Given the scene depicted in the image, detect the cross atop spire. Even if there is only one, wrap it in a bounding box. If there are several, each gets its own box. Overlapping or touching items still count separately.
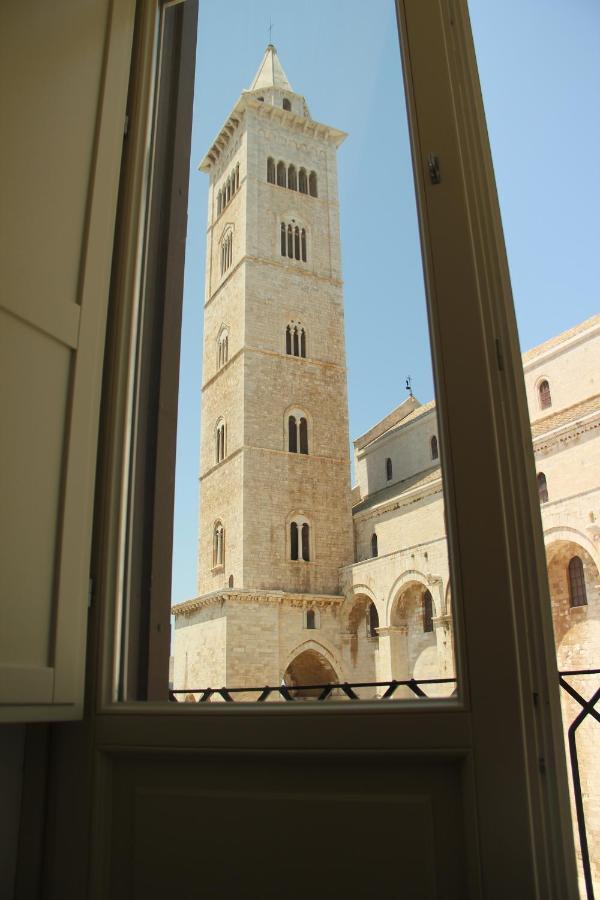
[249,43,293,92]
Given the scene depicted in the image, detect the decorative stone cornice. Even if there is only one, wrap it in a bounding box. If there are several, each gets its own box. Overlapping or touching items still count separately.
[377,625,408,637]
[172,589,345,616]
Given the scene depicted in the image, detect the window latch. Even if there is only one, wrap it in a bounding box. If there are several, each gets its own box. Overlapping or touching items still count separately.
[427,153,441,185]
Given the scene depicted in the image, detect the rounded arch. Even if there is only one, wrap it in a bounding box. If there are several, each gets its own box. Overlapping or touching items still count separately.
[285,319,306,358]
[545,535,600,656]
[386,569,431,623]
[216,323,230,370]
[544,525,600,572]
[214,417,226,463]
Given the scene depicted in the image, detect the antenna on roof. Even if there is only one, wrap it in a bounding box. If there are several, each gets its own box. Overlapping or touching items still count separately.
[405,376,413,398]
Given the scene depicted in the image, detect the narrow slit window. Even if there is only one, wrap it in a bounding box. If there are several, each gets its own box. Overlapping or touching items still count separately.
[301,522,310,561]
[277,160,286,187]
[423,590,434,633]
[309,171,318,197]
[386,457,392,481]
[299,168,307,193]
[371,533,378,558]
[568,556,587,607]
[539,379,552,410]
[537,472,548,504]
[299,417,308,454]
[290,521,299,561]
[306,609,316,629]
[288,415,297,452]
[431,435,439,460]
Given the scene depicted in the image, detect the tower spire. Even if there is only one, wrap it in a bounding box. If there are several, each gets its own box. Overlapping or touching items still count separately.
[249,43,292,92]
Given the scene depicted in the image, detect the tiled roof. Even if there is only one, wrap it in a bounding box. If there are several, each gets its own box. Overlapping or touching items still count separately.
[522,314,600,363]
[531,394,600,439]
[352,465,442,515]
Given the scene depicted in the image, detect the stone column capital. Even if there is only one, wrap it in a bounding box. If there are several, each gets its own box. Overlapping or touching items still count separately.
[377,625,408,637]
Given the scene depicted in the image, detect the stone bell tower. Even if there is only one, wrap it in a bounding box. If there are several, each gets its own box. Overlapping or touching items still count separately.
[173,45,354,691]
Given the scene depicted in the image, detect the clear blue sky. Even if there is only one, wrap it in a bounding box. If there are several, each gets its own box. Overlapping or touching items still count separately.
[171,0,600,605]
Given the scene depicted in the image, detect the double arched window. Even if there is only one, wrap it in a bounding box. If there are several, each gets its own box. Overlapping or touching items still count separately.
[288,412,309,454]
[386,457,393,481]
[538,379,552,410]
[371,533,378,558]
[220,229,233,275]
[280,222,307,262]
[290,518,310,561]
[217,327,229,370]
[267,158,318,198]
[286,322,306,358]
[215,419,226,463]
[212,521,224,568]
[216,162,240,216]
[568,556,587,607]
[431,435,439,460]
[537,472,548,504]
[423,589,434,633]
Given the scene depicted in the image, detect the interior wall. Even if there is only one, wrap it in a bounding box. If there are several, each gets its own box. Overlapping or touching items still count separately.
[0,725,25,898]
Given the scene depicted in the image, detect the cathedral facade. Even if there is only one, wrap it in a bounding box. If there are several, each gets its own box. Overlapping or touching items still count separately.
[172,48,599,763]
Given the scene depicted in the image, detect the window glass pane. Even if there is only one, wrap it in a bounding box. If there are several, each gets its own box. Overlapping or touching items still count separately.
[469,1,600,887]
[127,1,462,706]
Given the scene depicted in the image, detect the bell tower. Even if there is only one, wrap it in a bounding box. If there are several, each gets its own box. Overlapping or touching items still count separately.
[173,45,354,690]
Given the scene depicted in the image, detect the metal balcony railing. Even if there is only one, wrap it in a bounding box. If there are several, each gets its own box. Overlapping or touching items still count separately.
[171,668,599,899]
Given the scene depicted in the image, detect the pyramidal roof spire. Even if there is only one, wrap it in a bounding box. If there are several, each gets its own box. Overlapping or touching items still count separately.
[249,44,293,92]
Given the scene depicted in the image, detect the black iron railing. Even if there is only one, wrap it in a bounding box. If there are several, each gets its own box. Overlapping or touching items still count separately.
[558,668,600,900]
[171,669,598,899]
[169,676,457,703]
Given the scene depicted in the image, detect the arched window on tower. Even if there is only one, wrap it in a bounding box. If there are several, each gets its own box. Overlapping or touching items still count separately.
[386,457,393,481]
[288,164,297,190]
[277,160,286,187]
[306,608,316,629]
[423,590,434,633]
[286,322,306,358]
[287,411,309,454]
[280,222,308,262]
[220,230,233,275]
[267,157,276,184]
[235,163,240,190]
[217,327,229,370]
[368,602,379,639]
[309,171,318,197]
[298,168,307,193]
[431,435,439,460]
[217,190,222,215]
[568,556,587,607]
[538,379,552,410]
[537,472,548,504]
[371,533,378,558]
[289,515,311,562]
[215,420,226,463]
[213,521,224,568]
[282,97,292,111]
